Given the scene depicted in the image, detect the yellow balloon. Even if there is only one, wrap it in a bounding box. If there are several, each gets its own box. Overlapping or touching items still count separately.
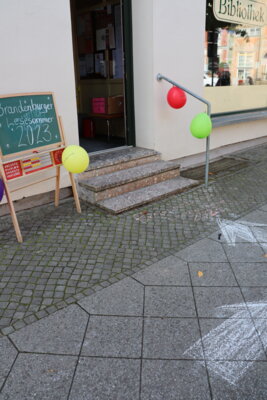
[62,145,89,174]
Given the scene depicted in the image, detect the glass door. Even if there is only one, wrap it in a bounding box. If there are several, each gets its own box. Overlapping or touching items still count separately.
[71,0,128,153]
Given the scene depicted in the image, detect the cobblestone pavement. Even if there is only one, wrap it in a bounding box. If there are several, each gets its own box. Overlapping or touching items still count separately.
[1,144,267,336]
[1,201,267,399]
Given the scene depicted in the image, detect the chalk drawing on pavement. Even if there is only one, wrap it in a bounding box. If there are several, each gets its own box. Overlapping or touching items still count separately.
[183,302,267,386]
[216,217,267,246]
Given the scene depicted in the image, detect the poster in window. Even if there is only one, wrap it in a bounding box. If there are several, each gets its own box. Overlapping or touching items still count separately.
[96,28,106,51]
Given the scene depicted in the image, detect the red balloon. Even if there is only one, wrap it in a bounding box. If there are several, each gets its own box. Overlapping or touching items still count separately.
[167,87,187,109]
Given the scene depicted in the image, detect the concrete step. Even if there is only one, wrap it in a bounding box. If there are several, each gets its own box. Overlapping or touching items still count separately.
[78,160,181,203]
[81,147,161,179]
[96,177,199,214]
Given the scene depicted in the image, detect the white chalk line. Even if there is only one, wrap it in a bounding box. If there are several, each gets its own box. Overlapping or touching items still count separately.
[216,217,267,246]
[183,302,267,386]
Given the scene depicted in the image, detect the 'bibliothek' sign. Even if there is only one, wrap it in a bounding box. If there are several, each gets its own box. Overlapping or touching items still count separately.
[213,0,267,26]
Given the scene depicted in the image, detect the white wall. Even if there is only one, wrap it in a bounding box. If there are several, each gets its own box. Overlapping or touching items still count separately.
[132,0,267,160]
[0,0,78,202]
[132,0,155,150]
[153,0,207,160]
[132,0,207,159]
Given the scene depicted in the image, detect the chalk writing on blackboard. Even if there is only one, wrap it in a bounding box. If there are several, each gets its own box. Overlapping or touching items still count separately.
[0,94,62,156]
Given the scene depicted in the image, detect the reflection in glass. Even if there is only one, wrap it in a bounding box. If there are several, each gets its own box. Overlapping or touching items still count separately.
[204,1,267,87]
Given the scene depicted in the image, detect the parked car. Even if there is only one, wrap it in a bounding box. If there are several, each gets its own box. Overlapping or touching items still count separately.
[204,73,218,86]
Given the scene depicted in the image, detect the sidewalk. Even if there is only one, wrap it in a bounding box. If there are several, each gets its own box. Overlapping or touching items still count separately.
[0,144,267,399]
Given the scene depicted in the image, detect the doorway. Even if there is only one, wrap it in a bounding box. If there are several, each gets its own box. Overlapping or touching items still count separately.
[71,0,134,153]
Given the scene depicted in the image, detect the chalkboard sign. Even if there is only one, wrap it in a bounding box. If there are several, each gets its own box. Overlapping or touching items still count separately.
[0,93,62,156]
[0,92,81,243]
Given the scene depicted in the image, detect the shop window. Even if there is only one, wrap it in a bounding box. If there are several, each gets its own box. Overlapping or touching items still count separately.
[238,52,254,68]
[247,27,261,37]
[204,0,267,113]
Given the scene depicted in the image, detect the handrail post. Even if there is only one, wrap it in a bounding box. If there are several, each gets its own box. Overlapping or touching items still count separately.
[157,73,211,188]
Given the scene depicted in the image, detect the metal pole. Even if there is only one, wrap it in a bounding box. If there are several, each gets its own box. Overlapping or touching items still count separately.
[205,103,211,188]
[157,73,211,188]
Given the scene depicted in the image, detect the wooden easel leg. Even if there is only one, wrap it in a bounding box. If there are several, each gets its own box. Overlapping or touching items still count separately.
[4,183,23,243]
[69,173,81,213]
[55,166,61,207]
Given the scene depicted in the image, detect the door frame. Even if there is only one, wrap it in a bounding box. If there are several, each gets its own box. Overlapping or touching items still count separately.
[69,0,136,147]
[122,0,136,146]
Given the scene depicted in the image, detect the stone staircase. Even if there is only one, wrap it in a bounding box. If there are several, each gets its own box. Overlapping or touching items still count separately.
[77,147,198,214]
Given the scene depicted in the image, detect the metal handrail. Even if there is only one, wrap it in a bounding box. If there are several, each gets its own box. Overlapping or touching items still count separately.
[156,73,211,187]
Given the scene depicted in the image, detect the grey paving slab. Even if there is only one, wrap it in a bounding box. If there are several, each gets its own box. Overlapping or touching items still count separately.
[189,262,237,286]
[141,360,211,400]
[133,255,190,286]
[0,337,17,389]
[175,238,228,262]
[241,287,267,318]
[259,242,267,255]
[254,319,267,353]
[193,287,249,318]
[260,204,267,212]
[9,305,88,355]
[230,262,267,286]
[209,229,257,244]
[143,317,203,359]
[207,361,267,400]
[223,243,267,262]
[78,277,144,316]
[237,210,267,225]
[144,286,196,317]
[250,226,267,242]
[81,315,142,358]
[0,353,77,400]
[69,357,140,400]
[199,318,266,361]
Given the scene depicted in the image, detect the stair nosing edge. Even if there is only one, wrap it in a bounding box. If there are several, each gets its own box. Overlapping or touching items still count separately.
[95,181,198,215]
[80,162,181,192]
[86,151,161,172]
[96,178,199,213]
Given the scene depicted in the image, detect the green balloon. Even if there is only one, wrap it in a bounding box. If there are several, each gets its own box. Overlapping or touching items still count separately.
[190,113,212,139]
